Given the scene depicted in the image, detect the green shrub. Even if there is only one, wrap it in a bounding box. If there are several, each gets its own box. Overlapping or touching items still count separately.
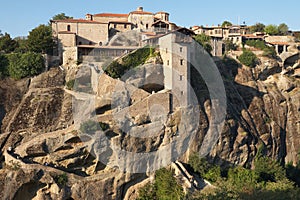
[245,40,276,58]
[54,173,68,187]
[137,168,184,200]
[238,49,258,67]
[0,53,9,79]
[104,46,155,78]
[254,155,286,182]
[66,79,75,90]
[8,52,45,80]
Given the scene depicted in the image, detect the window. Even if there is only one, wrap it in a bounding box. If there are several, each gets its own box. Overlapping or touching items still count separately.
[114,24,117,29]
[67,25,71,31]
[167,60,169,65]
[179,75,183,81]
[78,41,82,45]
[181,91,184,95]
[99,42,103,46]
[180,59,184,65]
[180,47,183,52]
[166,48,168,53]
[89,42,92,45]
[124,24,127,29]
[146,24,148,29]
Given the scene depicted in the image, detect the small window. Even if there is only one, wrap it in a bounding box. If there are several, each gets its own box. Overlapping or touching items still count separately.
[180,47,183,52]
[89,42,92,45]
[167,60,169,65]
[78,41,82,45]
[99,42,103,46]
[179,75,183,81]
[114,24,117,29]
[146,24,149,29]
[166,48,168,53]
[180,59,184,65]
[181,91,184,95]
[67,25,71,31]
[124,24,127,29]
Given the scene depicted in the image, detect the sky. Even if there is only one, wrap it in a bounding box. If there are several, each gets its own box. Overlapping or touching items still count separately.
[0,0,299,38]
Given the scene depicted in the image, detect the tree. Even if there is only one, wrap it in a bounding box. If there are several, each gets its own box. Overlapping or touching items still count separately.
[14,37,28,53]
[194,33,212,55]
[51,13,73,21]
[224,38,237,52]
[238,49,258,67]
[278,23,289,35]
[222,21,233,27]
[264,24,279,35]
[250,23,265,33]
[0,54,9,78]
[27,24,54,54]
[0,33,18,53]
[8,52,45,80]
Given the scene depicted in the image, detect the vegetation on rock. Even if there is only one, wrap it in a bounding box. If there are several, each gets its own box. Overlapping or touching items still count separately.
[238,49,258,67]
[194,33,212,55]
[104,46,156,78]
[138,168,184,200]
[7,52,45,80]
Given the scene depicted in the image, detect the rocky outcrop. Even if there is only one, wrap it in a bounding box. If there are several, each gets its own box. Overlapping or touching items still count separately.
[0,48,299,199]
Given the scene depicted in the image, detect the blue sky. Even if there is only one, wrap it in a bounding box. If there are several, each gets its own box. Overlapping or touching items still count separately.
[0,0,299,38]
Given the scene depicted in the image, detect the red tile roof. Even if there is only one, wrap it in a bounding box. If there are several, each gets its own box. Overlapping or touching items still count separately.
[52,19,106,24]
[93,13,128,17]
[268,42,290,45]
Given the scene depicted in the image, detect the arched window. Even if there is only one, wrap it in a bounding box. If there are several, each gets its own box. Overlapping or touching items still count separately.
[146,24,149,29]
[67,25,71,31]
[99,42,103,46]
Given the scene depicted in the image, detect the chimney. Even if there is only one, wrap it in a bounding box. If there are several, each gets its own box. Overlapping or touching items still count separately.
[137,7,143,12]
[85,14,93,21]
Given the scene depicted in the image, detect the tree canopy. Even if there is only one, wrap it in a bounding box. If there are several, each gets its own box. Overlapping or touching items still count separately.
[250,23,266,33]
[8,52,45,80]
[27,24,54,54]
[278,23,289,35]
[222,20,233,27]
[194,33,212,55]
[264,24,279,35]
[0,33,18,53]
[238,49,258,67]
[51,13,73,21]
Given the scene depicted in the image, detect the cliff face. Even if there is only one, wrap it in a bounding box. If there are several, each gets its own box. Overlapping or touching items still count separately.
[0,52,299,199]
[190,55,300,167]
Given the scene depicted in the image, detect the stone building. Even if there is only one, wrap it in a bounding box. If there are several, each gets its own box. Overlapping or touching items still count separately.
[192,25,250,56]
[51,7,178,64]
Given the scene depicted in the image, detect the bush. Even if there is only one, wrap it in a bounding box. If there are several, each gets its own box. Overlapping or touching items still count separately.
[0,53,9,79]
[245,40,276,58]
[54,173,68,187]
[104,46,155,78]
[66,79,75,90]
[238,49,258,67]
[8,52,45,80]
[137,168,184,200]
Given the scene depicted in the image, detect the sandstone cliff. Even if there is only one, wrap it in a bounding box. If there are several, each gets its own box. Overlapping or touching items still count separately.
[0,49,299,199]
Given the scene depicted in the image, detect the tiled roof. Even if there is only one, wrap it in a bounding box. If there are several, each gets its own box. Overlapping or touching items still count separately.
[52,19,106,24]
[93,13,128,17]
[268,41,290,45]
